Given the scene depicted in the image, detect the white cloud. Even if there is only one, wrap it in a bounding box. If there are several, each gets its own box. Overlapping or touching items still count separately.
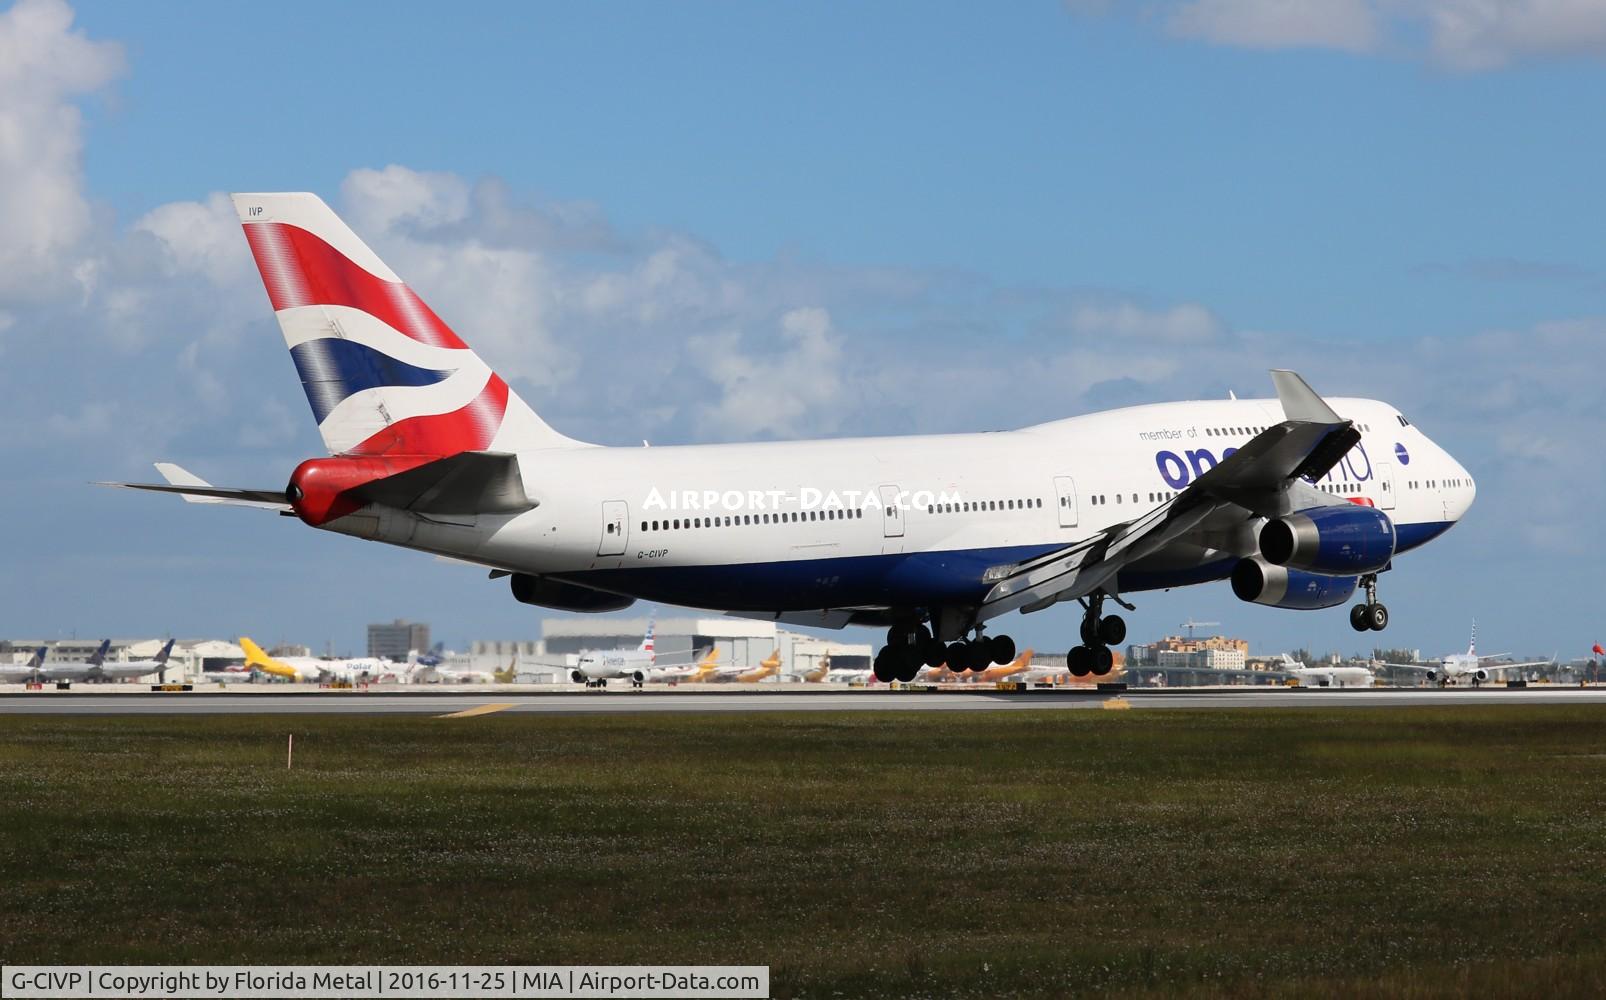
[1410,0,1606,70]
[134,193,253,288]
[0,0,122,299]
[1065,301,1224,343]
[1168,0,1381,52]
[688,307,847,439]
[1070,0,1606,69]
[341,165,471,236]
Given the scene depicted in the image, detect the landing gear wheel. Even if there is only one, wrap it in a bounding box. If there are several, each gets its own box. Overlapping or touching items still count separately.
[1368,603,1389,632]
[873,648,896,684]
[989,634,1017,666]
[895,653,921,684]
[1068,645,1093,678]
[1098,615,1127,646]
[920,637,946,668]
[1350,604,1371,632]
[887,623,930,650]
[957,641,987,672]
[1080,619,1100,646]
[1092,647,1114,676]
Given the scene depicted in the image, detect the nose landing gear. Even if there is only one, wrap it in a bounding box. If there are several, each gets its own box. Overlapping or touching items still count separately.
[1349,574,1389,632]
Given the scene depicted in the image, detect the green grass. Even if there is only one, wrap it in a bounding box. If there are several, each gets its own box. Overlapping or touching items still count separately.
[3,707,1606,997]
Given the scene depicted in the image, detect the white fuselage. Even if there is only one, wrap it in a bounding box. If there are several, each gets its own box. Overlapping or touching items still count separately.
[1291,666,1375,688]
[311,396,1473,618]
[574,647,653,682]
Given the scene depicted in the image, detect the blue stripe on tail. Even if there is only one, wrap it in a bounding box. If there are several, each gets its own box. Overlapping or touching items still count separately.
[289,338,455,423]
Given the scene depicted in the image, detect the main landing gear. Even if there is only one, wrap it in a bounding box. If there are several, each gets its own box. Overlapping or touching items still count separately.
[874,623,1017,683]
[1067,591,1125,678]
[1349,573,1389,633]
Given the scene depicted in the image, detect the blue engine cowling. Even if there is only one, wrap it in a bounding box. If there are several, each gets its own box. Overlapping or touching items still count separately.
[1231,558,1359,610]
[1259,504,1396,575]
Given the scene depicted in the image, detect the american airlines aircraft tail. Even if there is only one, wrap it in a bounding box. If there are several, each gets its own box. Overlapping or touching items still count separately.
[110,192,1477,687]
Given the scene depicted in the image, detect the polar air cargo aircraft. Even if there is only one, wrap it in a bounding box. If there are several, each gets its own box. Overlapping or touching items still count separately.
[109,193,1476,683]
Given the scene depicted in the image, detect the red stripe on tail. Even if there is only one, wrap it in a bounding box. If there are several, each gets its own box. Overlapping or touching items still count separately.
[242,222,469,350]
[348,375,509,457]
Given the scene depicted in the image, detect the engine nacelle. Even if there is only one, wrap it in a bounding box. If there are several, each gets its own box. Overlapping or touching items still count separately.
[571,669,586,684]
[627,670,645,684]
[1259,505,1396,575]
[1425,669,1438,681]
[1231,558,1358,610]
[510,574,636,613]
[1472,668,1488,682]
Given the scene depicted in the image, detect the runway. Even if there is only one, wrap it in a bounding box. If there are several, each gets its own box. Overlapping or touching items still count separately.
[4,687,1606,715]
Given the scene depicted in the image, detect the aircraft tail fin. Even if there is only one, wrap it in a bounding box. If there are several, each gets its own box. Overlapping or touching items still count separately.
[29,646,45,669]
[239,637,269,666]
[230,192,587,458]
[154,639,176,666]
[87,639,110,667]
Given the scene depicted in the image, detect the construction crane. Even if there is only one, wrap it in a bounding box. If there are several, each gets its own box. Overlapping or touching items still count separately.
[1179,619,1220,640]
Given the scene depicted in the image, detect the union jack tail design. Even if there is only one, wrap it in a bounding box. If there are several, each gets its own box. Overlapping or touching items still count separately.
[231,193,582,457]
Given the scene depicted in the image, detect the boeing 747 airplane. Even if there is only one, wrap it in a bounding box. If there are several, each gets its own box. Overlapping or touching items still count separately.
[110,193,1475,684]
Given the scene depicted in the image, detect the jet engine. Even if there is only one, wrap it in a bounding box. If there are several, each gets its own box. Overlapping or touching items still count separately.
[1259,504,1395,575]
[510,574,636,613]
[571,669,587,684]
[1231,558,1358,610]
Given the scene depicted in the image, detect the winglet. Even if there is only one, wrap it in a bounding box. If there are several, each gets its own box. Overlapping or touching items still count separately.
[1270,370,1343,424]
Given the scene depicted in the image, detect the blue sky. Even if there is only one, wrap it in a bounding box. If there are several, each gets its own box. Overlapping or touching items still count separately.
[3,0,1604,658]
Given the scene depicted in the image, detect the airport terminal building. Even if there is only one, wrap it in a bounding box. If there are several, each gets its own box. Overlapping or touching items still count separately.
[471,616,872,681]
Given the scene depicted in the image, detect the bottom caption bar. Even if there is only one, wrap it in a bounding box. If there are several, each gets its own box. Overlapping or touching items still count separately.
[1,967,769,999]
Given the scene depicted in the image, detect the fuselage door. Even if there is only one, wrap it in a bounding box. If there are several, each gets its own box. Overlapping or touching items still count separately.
[877,484,905,538]
[1373,461,1396,511]
[1053,476,1079,528]
[598,500,629,556]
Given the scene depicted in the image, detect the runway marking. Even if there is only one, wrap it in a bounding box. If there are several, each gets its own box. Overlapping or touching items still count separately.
[1102,697,1131,711]
[438,702,516,719]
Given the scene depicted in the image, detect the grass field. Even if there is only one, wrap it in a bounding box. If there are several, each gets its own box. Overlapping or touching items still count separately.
[3,706,1606,997]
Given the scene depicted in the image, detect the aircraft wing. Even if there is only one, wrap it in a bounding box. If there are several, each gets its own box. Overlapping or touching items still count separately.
[1477,659,1552,674]
[978,370,1359,621]
[1378,662,1438,673]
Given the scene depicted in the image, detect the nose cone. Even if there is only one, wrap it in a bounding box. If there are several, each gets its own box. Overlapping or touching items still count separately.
[1447,453,1475,522]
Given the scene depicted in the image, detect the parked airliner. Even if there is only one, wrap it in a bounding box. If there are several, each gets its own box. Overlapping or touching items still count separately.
[1380,624,1550,687]
[110,193,1475,683]
[1278,653,1374,688]
[0,647,46,683]
[39,640,111,682]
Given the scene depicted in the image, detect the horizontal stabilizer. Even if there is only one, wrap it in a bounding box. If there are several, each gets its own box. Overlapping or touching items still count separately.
[347,451,531,515]
[98,464,289,510]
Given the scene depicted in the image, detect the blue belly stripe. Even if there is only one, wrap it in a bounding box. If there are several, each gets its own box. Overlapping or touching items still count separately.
[558,521,1455,613]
